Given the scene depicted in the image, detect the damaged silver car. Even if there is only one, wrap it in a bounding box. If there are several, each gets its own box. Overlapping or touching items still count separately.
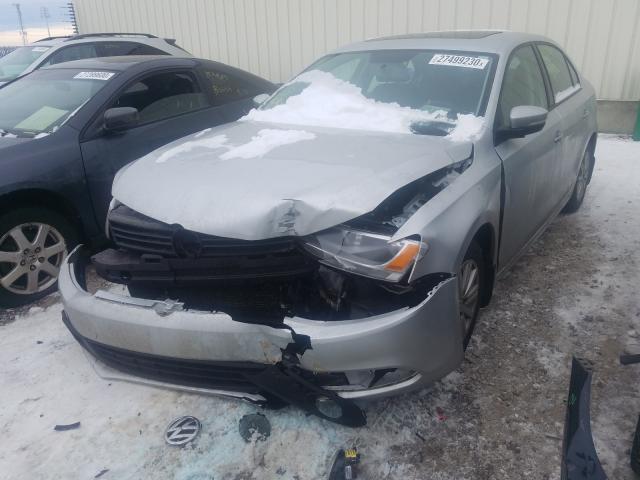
[60,31,597,426]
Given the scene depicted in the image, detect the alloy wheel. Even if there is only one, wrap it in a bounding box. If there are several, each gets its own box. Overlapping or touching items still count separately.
[459,258,480,336]
[0,223,67,295]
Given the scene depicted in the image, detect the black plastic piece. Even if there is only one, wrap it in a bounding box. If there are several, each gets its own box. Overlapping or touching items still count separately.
[561,357,607,480]
[247,358,367,428]
[631,416,640,474]
[238,413,271,442]
[619,354,640,366]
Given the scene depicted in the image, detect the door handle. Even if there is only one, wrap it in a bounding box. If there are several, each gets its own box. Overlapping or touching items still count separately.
[554,131,563,143]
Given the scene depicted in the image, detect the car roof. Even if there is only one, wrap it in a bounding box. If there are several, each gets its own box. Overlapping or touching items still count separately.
[28,34,170,48]
[39,55,197,72]
[334,30,553,55]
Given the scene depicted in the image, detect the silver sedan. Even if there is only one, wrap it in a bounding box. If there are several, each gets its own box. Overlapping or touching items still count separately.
[60,30,597,426]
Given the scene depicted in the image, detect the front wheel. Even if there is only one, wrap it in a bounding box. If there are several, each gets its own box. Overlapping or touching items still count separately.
[459,241,485,350]
[0,208,77,308]
[563,148,593,213]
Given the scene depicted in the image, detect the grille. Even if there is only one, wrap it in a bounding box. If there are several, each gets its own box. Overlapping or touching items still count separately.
[108,205,299,258]
[85,335,266,393]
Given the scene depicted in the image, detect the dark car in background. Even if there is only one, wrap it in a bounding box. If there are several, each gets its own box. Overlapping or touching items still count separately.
[0,55,276,307]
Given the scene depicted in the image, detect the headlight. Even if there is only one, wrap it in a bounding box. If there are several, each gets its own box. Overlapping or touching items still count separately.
[302,226,427,282]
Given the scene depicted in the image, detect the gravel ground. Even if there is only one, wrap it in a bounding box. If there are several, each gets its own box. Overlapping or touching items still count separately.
[1,135,639,480]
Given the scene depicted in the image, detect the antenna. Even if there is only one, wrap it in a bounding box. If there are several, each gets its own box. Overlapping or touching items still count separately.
[65,2,79,34]
[12,3,28,45]
[41,7,51,38]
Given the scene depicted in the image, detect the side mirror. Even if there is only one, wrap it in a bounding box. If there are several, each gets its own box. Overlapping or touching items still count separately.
[104,107,139,132]
[497,105,548,141]
[252,93,270,106]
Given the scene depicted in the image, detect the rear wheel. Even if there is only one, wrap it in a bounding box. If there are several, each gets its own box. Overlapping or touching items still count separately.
[563,148,593,213]
[459,241,485,350]
[0,208,77,307]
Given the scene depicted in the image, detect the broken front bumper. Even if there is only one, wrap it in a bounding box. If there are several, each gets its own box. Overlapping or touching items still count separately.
[60,247,463,410]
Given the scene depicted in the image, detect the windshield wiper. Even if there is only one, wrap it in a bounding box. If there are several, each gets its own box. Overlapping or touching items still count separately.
[409,120,454,136]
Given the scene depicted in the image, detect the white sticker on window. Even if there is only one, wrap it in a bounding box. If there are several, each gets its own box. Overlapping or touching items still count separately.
[73,71,115,81]
[32,47,50,52]
[429,54,489,69]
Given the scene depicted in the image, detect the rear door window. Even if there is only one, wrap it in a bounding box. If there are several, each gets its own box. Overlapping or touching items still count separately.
[203,69,261,104]
[111,70,209,124]
[45,44,98,65]
[97,42,169,57]
[537,44,578,103]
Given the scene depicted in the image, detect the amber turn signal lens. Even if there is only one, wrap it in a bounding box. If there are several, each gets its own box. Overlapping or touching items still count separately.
[384,242,421,272]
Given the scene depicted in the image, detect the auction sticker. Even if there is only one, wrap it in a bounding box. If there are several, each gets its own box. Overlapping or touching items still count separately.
[73,71,115,80]
[429,54,489,69]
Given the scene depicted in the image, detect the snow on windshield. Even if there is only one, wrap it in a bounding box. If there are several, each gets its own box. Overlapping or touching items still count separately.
[243,70,484,142]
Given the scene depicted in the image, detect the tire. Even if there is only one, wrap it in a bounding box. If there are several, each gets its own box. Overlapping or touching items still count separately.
[0,208,78,308]
[563,148,594,214]
[459,241,486,350]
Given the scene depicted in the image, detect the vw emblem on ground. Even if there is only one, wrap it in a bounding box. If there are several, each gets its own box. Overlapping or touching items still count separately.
[164,416,201,446]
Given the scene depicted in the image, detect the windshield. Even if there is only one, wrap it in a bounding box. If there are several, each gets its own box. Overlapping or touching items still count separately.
[0,46,51,82]
[0,69,113,138]
[252,49,496,138]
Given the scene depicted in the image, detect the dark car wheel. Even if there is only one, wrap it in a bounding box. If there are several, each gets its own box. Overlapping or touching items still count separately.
[0,208,77,308]
[459,241,485,350]
[563,148,593,213]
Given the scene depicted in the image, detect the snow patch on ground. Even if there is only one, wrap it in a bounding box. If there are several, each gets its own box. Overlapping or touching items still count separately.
[243,70,484,141]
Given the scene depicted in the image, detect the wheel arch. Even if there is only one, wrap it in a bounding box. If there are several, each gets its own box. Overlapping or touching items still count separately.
[0,189,84,239]
[585,132,597,183]
[469,222,496,307]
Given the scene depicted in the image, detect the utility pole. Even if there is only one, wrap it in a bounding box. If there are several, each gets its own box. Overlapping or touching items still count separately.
[12,3,28,45]
[41,7,51,38]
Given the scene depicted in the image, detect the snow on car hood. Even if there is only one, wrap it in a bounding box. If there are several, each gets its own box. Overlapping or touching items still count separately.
[113,121,472,240]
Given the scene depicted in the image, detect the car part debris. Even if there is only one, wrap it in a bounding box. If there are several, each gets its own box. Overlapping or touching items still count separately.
[247,358,367,428]
[53,421,81,431]
[631,416,640,475]
[328,448,361,480]
[561,357,607,480]
[238,413,271,442]
[619,353,640,365]
[620,352,640,474]
[164,416,201,446]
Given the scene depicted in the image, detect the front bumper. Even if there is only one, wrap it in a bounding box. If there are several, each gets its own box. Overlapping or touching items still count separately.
[60,247,463,406]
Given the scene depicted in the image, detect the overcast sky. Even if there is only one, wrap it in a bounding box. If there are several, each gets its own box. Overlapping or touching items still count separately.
[0,0,74,45]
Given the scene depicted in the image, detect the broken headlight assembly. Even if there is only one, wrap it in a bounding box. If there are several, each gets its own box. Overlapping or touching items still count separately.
[302,226,427,282]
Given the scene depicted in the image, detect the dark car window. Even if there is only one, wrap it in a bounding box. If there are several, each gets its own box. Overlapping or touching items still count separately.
[497,45,548,128]
[97,42,169,57]
[111,70,209,124]
[0,68,111,137]
[203,69,261,104]
[538,44,576,103]
[45,44,98,66]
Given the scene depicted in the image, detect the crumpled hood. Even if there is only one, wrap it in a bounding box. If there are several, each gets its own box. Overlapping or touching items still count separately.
[113,121,472,240]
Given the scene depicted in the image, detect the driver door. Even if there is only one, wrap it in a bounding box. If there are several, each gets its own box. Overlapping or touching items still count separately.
[495,45,563,268]
[80,69,222,230]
